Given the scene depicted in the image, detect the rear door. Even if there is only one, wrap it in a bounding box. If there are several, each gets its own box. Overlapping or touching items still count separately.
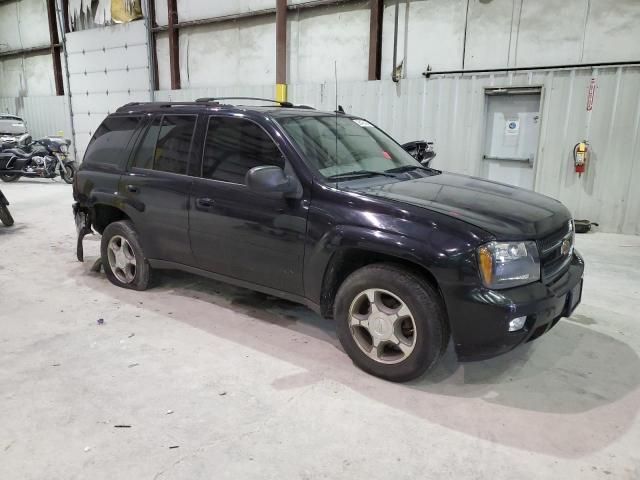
[120,113,199,266]
[189,115,308,295]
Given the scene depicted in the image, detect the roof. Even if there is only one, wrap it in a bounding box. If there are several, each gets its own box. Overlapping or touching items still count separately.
[0,114,23,121]
[114,98,344,119]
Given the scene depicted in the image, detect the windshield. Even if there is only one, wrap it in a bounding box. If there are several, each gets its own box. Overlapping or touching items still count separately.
[0,117,27,135]
[276,115,423,180]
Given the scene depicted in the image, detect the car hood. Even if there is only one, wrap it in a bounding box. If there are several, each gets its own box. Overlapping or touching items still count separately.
[351,172,571,238]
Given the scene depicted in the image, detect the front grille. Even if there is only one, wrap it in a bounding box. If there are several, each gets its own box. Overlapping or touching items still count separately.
[538,222,573,284]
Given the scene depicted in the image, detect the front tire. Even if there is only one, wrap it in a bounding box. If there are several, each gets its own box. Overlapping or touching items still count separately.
[100,220,152,290]
[0,174,20,182]
[335,263,449,382]
[0,204,14,226]
[61,163,76,184]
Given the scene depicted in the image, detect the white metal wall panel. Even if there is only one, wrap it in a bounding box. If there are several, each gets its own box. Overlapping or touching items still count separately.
[66,20,151,159]
[380,0,466,77]
[153,0,168,26]
[156,66,640,234]
[178,17,276,89]
[178,0,275,23]
[583,0,640,63]
[0,0,50,51]
[288,1,369,84]
[515,0,586,67]
[0,54,57,97]
[0,95,71,142]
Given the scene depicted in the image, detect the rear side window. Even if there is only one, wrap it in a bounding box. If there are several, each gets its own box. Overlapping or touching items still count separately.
[202,116,284,184]
[131,115,197,175]
[84,116,142,166]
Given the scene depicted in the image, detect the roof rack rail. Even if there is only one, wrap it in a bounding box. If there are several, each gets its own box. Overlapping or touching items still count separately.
[196,97,295,108]
[115,101,206,112]
[115,98,316,113]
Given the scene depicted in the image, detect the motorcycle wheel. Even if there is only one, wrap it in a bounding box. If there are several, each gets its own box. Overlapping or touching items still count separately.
[0,174,20,183]
[0,204,14,226]
[61,164,76,184]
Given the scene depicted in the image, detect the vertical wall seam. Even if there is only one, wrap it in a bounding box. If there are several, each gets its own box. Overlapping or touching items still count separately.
[619,72,640,233]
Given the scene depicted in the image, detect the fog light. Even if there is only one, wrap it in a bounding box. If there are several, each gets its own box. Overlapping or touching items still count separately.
[508,316,527,332]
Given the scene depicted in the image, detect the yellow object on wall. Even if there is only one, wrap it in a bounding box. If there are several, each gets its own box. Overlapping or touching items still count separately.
[275,84,288,103]
[111,0,142,24]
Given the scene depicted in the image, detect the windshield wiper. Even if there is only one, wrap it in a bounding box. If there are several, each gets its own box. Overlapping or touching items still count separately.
[326,170,399,181]
[384,165,441,175]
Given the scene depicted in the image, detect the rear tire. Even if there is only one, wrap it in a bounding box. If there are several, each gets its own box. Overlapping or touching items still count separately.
[100,220,152,290]
[334,263,449,382]
[0,204,14,226]
[0,174,19,182]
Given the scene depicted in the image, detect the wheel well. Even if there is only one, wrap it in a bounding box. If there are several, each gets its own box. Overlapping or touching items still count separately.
[319,248,442,319]
[91,204,129,234]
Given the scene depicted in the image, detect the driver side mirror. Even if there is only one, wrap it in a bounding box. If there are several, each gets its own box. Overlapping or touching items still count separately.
[246,165,301,199]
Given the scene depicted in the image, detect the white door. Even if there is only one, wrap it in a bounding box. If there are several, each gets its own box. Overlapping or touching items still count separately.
[482,91,541,190]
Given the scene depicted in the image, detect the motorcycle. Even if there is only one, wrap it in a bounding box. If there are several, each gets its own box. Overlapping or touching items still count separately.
[0,188,14,226]
[0,136,77,184]
[402,140,436,168]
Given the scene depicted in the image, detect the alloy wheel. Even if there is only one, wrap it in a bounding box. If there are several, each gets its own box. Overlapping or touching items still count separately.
[348,288,417,364]
[107,235,137,284]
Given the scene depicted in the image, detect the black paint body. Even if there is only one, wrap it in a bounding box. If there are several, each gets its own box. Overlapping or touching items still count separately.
[73,103,584,360]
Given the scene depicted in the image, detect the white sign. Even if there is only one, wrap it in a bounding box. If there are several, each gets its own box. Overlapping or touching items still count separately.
[505,120,520,135]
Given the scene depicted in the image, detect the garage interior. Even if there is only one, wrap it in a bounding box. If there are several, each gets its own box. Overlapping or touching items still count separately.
[1,0,640,478]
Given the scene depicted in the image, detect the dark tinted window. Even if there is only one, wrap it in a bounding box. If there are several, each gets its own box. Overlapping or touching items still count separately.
[202,117,283,184]
[84,116,141,166]
[131,115,197,175]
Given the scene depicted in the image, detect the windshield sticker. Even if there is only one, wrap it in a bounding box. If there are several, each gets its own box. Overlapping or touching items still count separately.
[353,119,373,128]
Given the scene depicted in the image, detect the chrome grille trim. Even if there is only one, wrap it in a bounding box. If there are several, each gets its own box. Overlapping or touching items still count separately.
[539,221,574,284]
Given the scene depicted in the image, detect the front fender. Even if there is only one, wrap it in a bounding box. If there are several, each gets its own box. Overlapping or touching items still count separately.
[304,223,475,309]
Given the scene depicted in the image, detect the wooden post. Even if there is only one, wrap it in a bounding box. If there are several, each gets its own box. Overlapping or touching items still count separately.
[168,0,180,90]
[368,0,383,81]
[46,0,64,95]
[275,0,287,101]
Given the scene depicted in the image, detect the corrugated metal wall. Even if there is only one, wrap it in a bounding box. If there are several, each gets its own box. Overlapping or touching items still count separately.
[0,95,71,140]
[4,65,638,234]
[156,66,640,234]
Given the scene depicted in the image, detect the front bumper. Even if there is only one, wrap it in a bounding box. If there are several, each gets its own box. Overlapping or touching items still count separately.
[444,251,585,361]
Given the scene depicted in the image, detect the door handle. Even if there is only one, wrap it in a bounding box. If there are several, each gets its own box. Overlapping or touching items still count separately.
[197,197,215,208]
[126,185,139,194]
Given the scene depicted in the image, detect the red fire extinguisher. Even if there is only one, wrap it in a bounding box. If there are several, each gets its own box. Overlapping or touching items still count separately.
[573,141,589,177]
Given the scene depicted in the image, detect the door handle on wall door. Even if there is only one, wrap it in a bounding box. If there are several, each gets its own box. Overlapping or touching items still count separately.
[197,197,215,208]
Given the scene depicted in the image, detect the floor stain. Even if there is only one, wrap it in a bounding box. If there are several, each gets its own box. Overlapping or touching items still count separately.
[568,314,597,326]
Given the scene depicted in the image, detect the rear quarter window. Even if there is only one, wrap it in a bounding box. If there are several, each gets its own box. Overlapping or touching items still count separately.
[84,116,142,167]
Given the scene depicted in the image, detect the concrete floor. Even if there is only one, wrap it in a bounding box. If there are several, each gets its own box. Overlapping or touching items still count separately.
[0,180,639,480]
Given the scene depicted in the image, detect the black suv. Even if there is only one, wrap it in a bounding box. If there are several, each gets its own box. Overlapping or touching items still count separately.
[73,98,584,382]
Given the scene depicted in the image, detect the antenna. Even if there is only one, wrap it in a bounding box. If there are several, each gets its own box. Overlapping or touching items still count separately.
[334,60,339,185]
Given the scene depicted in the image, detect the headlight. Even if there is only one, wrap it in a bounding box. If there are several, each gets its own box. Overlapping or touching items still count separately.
[60,144,68,153]
[477,241,540,289]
